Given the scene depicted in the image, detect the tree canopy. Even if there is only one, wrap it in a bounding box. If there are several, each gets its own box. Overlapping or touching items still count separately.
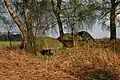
[2,0,120,54]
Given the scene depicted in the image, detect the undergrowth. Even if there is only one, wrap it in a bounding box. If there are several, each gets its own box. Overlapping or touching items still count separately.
[0,40,119,80]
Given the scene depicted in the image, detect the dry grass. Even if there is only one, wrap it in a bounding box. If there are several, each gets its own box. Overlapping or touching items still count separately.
[48,46,120,80]
[0,40,119,80]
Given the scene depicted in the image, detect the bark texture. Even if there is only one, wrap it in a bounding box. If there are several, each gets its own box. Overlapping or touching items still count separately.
[4,0,36,54]
[110,0,116,40]
[51,0,64,36]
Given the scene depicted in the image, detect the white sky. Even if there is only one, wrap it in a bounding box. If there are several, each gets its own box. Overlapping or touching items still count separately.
[1,21,120,38]
[1,6,120,39]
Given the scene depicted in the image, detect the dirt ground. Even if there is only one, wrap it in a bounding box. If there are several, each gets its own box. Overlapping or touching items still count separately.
[0,40,120,80]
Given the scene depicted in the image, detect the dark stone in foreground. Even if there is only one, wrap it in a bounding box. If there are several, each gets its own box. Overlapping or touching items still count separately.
[87,69,119,80]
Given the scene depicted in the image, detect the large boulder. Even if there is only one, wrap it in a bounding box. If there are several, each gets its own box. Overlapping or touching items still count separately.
[76,31,94,43]
[57,33,73,47]
[35,36,64,53]
[57,33,73,40]
[57,32,94,47]
[57,33,82,47]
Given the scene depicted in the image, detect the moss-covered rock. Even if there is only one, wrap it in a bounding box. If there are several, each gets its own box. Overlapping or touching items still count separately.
[57,33,74,47]
[58,32,94,47]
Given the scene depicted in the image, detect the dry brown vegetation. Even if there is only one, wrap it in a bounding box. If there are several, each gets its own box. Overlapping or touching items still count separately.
[0,40,120,80]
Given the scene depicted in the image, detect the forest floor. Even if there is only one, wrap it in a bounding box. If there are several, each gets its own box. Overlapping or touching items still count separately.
[0,39,120,80]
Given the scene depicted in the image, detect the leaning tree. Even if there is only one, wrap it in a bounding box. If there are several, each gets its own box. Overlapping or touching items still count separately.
[4,0,36,54]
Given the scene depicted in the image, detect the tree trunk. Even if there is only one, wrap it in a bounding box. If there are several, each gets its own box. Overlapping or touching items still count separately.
[23,0,36,54]
[56,0,64,36]
[7,31,12,48]
[57,14,64,36]
[51,0,64,36]
[4,0,25,48]
[4,0,36,54]
[110,0,116,40]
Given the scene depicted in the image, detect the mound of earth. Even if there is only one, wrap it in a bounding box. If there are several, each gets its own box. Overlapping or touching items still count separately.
[35,36,64,55]
[36,36,64,50]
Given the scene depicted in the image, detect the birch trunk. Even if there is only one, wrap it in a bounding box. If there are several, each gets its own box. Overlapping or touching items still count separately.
[4,0,36,54]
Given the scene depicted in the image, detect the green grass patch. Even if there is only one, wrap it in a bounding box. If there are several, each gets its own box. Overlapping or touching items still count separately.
[0,41,21,47]
[32,55,53,61]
